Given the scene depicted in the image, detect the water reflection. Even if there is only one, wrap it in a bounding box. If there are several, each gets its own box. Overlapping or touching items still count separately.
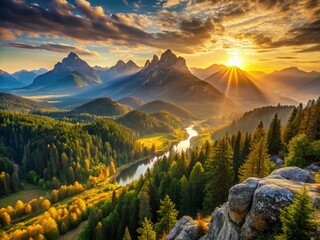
[117,125,198,186]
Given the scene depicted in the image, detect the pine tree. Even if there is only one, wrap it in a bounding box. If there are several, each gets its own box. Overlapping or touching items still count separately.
[179,175,191,216]
[283,106,298,144]
[204,139,234,214]
[267,113,282,156]
[239,137,272,182]
[138,183,152,222]
[122,227,132,240]
[155,195,178,236]
[285,134,309,167]
[233,131,242,183]
[277,186,315,240]
[189,162,205,214]
[137,218,156,240]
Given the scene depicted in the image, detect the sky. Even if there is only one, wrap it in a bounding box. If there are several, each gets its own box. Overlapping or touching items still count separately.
[0,0,319,73]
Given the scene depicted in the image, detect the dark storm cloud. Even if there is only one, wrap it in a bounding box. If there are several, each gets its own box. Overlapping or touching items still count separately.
[0,42,100,57]
[0,0,219,53]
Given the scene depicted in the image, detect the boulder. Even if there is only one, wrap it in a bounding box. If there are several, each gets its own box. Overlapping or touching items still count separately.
[166,216,203,240]
[205,203,240,240]
[270,167,314,182]
[228,178,259,224]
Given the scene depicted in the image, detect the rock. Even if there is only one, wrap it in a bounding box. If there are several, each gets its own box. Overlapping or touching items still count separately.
[270,166,314,182]
[168,167,320,240]
[241,183,294,237]
[205,203,240,240]
[304,163,320,173]
[166,216,203,240]
[228,178,259,224]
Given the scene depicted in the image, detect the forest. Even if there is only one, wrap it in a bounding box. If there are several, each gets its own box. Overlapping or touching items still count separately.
[0,98,319,240]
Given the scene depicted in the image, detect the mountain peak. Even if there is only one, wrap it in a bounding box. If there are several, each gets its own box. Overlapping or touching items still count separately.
[160,49,177,63]
[67,52,79,59]
[115,60,126,67]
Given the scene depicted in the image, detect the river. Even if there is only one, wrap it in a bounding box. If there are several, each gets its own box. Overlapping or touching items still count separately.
[116,125,198,186]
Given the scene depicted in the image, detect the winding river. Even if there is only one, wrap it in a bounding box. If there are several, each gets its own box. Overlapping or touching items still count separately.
[116,125,198,186]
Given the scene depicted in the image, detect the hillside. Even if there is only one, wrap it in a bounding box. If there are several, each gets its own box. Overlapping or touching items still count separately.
[151,110,183,128]
[138,100,196,120]
[116,110,172,135]
[211,105,294,140]
[118,97,145,109]
[0,92,50,113]
[73,97,130,116]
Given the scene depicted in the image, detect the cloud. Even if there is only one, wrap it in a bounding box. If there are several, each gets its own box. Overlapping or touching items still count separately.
[164,0,181,8]
[0,0,219,53]
[0,28,16,40]
[0,42,100,57]
[276,57,298,59]
[111,13,153,29]
[296,44,320,53]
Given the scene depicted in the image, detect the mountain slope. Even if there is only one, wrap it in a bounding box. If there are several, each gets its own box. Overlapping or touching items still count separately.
[151,110,183,128]
[260,67,320,101]
[190,64,227,80]
[24,52,101,93]
[205,67,296,108]
[139,100,196,120]
[116,110,172,135]
[95,60,141,83]
[0,71,23,89]
[118,97,145,109]
[87,49,236,117]
[73,97,130,116]
[0,92,50,113]
[12,68,47,86]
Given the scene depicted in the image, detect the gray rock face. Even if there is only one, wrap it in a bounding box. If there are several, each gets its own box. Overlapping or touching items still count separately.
[166,216,203,240]
[270,166,314,182]
[228,178,259,224]
[168,167,320,240]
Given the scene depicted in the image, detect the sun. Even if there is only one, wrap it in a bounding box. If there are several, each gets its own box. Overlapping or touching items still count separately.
[227,52,241,67]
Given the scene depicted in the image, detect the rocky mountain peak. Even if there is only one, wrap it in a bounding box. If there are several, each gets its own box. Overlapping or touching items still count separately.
[67,52,79,59]
[160,49,177,64]
[114,60,126,68]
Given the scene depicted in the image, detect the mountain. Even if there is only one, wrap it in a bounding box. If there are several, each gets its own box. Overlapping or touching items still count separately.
[211,105,294,140]
[73,97,130,116]
[0,70,23,89]
[0,92,50,113]
[150,110,183,128]
[24,52,101,93]
[116,110,172,135]
[248,70,266,79]
[118,97,145,109]
[12,68,47,86]
[87,49,236,117]
[299,76,320,96]
[95,60,141,83]
[205,66,296,108]
[138,100,196,120]
[190,64,227,80]
[260,67,320,101]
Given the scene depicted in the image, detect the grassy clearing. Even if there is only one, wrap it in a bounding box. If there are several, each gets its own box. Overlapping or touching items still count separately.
[138,128,188,153]
[0,183,47,208]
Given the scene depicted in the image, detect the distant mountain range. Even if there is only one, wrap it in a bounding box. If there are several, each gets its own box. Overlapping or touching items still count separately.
[21,52,101,94]
[259,67,320,102]
[0,70,23,89]
[190,64,227,80]
[12,68,47,86]
[205,66,297,108]
[2,50,319,117]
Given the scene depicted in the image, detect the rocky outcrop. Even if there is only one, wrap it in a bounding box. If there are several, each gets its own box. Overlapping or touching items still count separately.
[166,216,203,240]
[167,167,320,240]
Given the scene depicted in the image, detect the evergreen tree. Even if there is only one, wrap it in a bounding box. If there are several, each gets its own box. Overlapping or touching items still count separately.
[137,218,156,240]
[138,183,152,222]
[277,186,315,240]
[179,175,191,216]
[155,195,178,236]
[232,131,242,183]
[189,162,205,214]
[239,137,272,182]
[204,139,234,213]
[285,134,309,167]
[267,113,282,156]
[283,106,298,144]
[123,227,132,240]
